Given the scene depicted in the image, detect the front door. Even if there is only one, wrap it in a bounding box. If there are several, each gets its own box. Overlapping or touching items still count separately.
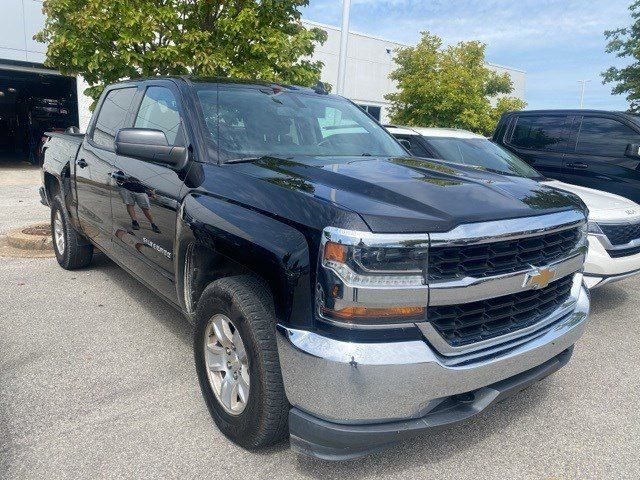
[74,87,137,251]
[502,114,570,181]
[110,84,187,302]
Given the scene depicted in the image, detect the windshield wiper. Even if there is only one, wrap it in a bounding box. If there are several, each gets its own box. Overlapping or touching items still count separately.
[224,156,269,164]
[223,155,292,164]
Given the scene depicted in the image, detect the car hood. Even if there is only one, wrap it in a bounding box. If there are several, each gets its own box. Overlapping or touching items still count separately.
[230,156,586,233]
[543,180,640,223]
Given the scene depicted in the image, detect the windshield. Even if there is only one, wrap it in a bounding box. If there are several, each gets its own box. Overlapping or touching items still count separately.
[195,85,407,161]
[423,136,543,179]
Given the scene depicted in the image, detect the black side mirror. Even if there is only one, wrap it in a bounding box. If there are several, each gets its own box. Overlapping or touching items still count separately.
[115,128,188,168]
[398,139,412,151]
[625,143,640,158]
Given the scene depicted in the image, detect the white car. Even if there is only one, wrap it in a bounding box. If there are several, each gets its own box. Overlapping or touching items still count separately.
[388,125,640,288]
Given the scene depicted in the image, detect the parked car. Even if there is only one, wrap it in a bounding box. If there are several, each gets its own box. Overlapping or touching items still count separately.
[41,77,590,460]
[493,109,640,205]
[388,125,640,289]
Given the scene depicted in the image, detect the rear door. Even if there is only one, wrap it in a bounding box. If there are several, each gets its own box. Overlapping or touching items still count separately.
[75,86,137,251]
[561,114,640,204]
[501,114,570,181]
[110,82,188,301]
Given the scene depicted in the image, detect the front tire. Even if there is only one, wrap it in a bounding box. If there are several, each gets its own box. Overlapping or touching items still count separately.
[194,276,289,449]
[51,195,93,269]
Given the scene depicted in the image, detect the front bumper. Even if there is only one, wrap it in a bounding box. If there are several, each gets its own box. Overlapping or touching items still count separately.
[276,282,589,459]
[584,234,640,288]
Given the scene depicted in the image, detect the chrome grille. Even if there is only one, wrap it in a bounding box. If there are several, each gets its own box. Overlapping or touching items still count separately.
[428,227,581,281]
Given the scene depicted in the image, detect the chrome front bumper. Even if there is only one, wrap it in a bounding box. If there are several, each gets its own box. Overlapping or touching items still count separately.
[276,278,589,424]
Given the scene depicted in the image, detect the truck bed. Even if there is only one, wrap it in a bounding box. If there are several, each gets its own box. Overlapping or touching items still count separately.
[42,132,84,176]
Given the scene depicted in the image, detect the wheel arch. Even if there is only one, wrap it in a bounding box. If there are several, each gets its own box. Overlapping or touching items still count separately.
[175,194,313,328]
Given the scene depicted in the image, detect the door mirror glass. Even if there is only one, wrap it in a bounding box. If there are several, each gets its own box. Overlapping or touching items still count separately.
[115,128,188,167]
[625,143,640,158]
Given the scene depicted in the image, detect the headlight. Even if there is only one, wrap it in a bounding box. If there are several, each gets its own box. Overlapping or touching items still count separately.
[587,221,603,235]
[317,228,429,326]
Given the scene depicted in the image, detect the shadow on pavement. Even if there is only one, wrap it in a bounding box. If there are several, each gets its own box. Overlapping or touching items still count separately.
[589,282,629,317]
[89,252,192,347]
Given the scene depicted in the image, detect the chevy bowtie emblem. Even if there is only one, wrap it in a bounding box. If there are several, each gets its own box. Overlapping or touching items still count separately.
[523,267,556,289]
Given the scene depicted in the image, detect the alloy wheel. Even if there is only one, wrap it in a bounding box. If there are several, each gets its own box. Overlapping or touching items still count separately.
[204,314,250,415]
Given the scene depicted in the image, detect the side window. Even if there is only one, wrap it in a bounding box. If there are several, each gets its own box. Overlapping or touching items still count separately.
[91,88,137,149]
[509,115,567,151]
[575,117,639,157]
[134,87,183,145]
[395,135,430,157]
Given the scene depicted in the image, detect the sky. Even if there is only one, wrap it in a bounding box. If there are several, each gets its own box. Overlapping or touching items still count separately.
[300,0,634,110]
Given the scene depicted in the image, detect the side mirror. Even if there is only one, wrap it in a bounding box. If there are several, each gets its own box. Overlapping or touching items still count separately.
[115,128,188,168]
[625,143,640,158]
[398,139,412,151]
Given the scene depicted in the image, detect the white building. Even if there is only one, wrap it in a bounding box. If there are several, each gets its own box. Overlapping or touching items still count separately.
[0,1,525,163]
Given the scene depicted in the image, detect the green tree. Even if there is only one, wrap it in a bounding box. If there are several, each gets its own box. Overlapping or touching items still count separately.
[385,32,526,135]
[35,0,327,107]
[603,1,640,111]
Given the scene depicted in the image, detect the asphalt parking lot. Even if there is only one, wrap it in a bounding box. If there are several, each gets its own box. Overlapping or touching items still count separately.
[1,165,639,479]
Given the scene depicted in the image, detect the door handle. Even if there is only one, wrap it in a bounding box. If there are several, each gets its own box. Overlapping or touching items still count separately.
[110,171,127,182]
[566,162,589,169]
[76,158,88,168]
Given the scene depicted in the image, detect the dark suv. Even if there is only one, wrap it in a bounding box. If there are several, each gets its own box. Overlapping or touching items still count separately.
[493,109,640,204]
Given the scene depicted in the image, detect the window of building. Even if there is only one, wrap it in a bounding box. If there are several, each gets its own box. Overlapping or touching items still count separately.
[575,117,639,157]
[91,87,137,149]
[509,115,567,151]
[134,87,183,145]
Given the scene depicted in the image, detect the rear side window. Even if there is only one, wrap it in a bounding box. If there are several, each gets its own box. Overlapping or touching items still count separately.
[92,87,137,149]
[134,87,183,145]
[509,115,567,151]
[575,117,639,157]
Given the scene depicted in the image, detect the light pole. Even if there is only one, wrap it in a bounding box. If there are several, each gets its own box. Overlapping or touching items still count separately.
[578,79,591,108]
[336,0,351,95]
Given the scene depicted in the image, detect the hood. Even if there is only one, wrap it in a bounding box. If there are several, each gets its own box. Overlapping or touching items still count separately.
[543,180,640,223]
[230,156,586,233]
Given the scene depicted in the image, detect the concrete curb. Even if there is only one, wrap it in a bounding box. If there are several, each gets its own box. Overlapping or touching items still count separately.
[1,223,55,258]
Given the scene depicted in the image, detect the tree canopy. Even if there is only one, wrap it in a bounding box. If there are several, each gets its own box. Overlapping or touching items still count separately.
[385,32,526,135]
[35,0,327,105]
[603,0,640,111]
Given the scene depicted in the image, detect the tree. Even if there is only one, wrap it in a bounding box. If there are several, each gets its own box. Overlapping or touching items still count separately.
[35,0,327,107]
[385,32,526,135]
[603,1,640,111]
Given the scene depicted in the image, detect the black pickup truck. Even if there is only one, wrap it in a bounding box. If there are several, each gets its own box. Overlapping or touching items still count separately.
[41,76,590,460]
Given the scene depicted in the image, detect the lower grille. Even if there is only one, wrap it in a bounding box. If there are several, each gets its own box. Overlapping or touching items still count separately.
[608,245,640,258]
[600,222,640,246]
[427,275,574,347]
[428,227,581,281]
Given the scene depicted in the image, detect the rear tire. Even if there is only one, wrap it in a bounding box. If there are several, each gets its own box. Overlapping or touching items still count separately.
[194,275,289,449]
[51,195,93,270]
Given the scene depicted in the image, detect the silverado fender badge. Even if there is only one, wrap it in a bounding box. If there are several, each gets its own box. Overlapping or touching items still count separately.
[523,267,556,289]
[142,237,172,259]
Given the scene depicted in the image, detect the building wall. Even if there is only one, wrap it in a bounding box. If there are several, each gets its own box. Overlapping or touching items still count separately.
[0,0,46,63]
